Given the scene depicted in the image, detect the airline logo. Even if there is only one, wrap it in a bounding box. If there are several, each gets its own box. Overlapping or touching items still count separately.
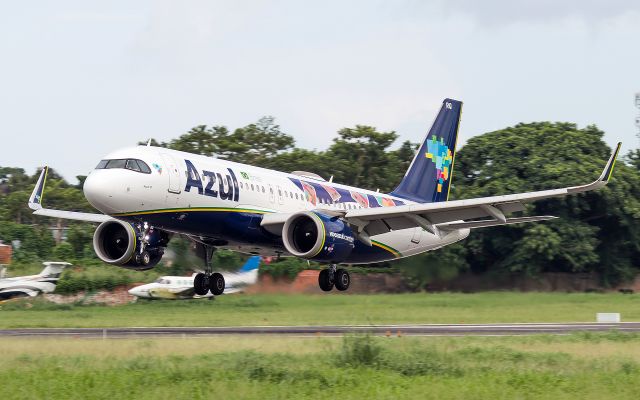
[183,160,240,201]
[329,231,354,243]
[425,136,453,193]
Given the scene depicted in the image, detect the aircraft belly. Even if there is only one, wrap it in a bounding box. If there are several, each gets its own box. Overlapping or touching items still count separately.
[345,228,469,264]
[118,207,469,264]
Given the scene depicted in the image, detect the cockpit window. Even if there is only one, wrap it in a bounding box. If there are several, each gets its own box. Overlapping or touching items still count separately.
[105,159,127,169]
[95,159,152,174]
[125,159,141,172]
[137,160,151,174]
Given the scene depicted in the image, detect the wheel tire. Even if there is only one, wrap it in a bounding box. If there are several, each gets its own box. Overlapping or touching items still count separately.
[194,273,209,296]
[318,269,334,292]
[141,251,151,265]
[209,272,225,296]
[334,269,350,291]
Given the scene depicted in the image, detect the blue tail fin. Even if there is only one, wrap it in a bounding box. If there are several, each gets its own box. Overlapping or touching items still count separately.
[390,98,462,203]
[239,256,261,272]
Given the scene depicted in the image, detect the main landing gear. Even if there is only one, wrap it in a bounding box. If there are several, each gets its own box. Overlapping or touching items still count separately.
[193,244,225,296]
[318,264,350,292]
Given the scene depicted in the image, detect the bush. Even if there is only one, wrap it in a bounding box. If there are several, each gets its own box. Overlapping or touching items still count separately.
[259,258,308,280]
[52,242,74,261]
[336,335,383,367]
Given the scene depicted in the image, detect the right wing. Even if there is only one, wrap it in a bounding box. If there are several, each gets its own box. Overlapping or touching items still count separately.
[28,166,112,223]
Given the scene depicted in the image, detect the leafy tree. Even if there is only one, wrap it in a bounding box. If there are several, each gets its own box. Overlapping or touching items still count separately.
[395,243,468,291]
[66,225,95,259]
[450,122,640,283]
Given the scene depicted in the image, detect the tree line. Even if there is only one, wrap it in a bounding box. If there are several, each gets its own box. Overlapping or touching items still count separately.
[1,117,639,286]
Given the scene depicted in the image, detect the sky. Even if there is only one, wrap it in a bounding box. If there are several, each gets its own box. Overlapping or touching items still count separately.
[1,1,639,182]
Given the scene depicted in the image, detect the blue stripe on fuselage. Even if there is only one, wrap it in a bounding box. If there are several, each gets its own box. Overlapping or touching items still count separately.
[116,210,398,263]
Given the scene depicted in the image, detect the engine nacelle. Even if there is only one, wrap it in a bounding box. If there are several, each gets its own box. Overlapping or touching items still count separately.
[282,211,355,263]
[93,220,168,270]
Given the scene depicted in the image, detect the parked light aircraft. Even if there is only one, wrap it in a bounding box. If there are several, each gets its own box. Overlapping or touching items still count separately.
[27,99,620,295]
[128,256,261,299]
[0,262,71,300]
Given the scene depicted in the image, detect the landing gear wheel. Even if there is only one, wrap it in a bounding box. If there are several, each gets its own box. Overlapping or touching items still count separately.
[334,269,350,291]
[209,272,225,295]
[141,251,151,266]
[318,269,334,292]
[194,273,210,296]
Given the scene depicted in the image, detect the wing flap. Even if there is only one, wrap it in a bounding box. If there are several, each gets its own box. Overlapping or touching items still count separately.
[437,216,558,231]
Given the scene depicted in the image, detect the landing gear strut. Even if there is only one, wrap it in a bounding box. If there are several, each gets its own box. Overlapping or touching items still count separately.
[193,244,226,296]
[318,265,350,292]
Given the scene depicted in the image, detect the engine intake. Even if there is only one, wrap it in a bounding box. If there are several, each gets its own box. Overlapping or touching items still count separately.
[282,211,355,263]
[93,220,168,270]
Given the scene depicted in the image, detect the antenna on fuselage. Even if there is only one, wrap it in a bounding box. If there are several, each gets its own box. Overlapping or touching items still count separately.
[329,176,334,183]
[146,139,152,147]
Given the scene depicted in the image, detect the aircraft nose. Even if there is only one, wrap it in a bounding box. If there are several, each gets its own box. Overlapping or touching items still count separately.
[83,171,122,214]
[128,286,147,298]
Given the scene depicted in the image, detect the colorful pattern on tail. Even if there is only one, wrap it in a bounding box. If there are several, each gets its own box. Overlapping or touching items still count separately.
[425,136,453,193]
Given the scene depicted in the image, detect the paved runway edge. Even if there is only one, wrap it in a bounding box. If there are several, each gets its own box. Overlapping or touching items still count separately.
[2,322,640,337]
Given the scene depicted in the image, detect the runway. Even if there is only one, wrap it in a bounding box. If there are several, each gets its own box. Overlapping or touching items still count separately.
[1,322,639,338]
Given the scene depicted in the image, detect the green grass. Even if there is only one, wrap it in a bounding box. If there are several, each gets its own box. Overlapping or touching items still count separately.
[2,334,640,399]
[1,292,639,328]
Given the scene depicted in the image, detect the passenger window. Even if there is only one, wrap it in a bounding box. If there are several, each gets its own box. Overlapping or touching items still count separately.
[262,186,265,193]
[251,184,255,191]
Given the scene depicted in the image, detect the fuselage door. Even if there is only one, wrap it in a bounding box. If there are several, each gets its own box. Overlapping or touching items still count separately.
[161,154,182,194]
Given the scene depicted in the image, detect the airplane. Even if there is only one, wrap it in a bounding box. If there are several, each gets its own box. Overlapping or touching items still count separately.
[0,262,71,300]
[128,256,261,299]
[27,98,621,295]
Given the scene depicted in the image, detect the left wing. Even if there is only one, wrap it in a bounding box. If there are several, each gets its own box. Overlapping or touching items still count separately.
[28,166,112,223]
[262,143,621,244]
[344,142,620,240]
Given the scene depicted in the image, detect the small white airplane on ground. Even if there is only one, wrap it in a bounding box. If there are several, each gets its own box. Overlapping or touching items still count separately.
[0,262,71,300]
[128,256,261,299]
[27,99,620,296]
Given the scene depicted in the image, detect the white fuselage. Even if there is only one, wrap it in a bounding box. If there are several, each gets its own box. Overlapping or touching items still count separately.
[82,146,468,263]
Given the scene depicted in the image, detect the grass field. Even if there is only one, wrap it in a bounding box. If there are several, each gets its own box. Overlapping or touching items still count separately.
[1,292,639,328]
[3,333,640,399]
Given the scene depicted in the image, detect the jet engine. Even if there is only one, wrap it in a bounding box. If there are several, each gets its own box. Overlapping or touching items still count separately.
[282,211,356,263]
[92,220,169,270]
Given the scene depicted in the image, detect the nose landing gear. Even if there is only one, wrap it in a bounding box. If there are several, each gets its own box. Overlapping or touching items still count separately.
[193,244,226,296]
[318,264,350,292]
